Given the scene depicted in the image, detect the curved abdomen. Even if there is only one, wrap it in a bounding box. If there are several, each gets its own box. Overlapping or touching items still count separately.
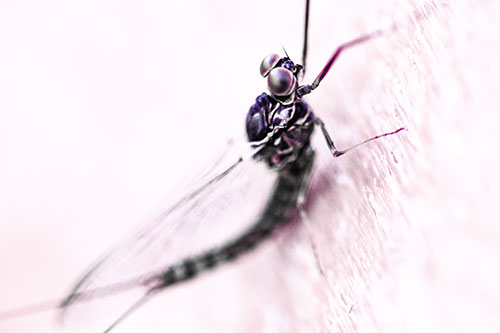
[151,148,315,290]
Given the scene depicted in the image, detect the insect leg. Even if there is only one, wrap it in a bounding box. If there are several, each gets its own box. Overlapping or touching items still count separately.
[102,291,156,333]
[296,28,390,99]
[310,30,385,90]
[301,0,311,73]
[295,149,325,276]
[314,118,406,157]
[298,205,325,276]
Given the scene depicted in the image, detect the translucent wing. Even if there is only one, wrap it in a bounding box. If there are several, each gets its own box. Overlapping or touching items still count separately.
[59,141,278,330]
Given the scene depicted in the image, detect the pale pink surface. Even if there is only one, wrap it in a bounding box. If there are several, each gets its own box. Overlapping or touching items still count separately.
[1,0,500,332]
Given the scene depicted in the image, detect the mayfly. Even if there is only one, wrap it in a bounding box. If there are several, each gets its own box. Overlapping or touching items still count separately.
[1,0,405,331]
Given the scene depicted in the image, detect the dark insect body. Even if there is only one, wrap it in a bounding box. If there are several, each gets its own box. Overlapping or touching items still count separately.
[0,0,405,331]
[92,33,403,330]
[151,147,316,291]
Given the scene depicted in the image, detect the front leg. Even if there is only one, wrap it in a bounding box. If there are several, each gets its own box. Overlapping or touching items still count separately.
[314,118,406,158]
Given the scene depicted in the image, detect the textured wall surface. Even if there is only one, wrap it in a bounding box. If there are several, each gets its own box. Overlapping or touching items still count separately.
[1,0,499,332]
[304,0,500,331]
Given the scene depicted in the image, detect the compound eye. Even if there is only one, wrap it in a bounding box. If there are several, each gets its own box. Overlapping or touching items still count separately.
[260,54,280,77]
[267,67,297,96]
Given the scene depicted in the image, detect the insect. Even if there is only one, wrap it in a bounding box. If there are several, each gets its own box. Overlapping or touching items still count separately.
[0,0,405,331]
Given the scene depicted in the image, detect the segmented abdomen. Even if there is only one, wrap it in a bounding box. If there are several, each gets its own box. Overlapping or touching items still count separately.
[151,147,315,291]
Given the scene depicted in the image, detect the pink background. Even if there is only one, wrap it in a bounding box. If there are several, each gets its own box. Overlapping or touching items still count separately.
[1,0,500,332]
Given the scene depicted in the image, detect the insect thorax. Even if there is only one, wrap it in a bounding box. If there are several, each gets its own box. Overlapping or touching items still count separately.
[246,93,315,168]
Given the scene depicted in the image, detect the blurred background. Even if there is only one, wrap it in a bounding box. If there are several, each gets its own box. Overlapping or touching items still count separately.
[1,0,499,332]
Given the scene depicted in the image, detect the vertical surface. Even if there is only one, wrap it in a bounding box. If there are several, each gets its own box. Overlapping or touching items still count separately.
[304,0,500,332]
